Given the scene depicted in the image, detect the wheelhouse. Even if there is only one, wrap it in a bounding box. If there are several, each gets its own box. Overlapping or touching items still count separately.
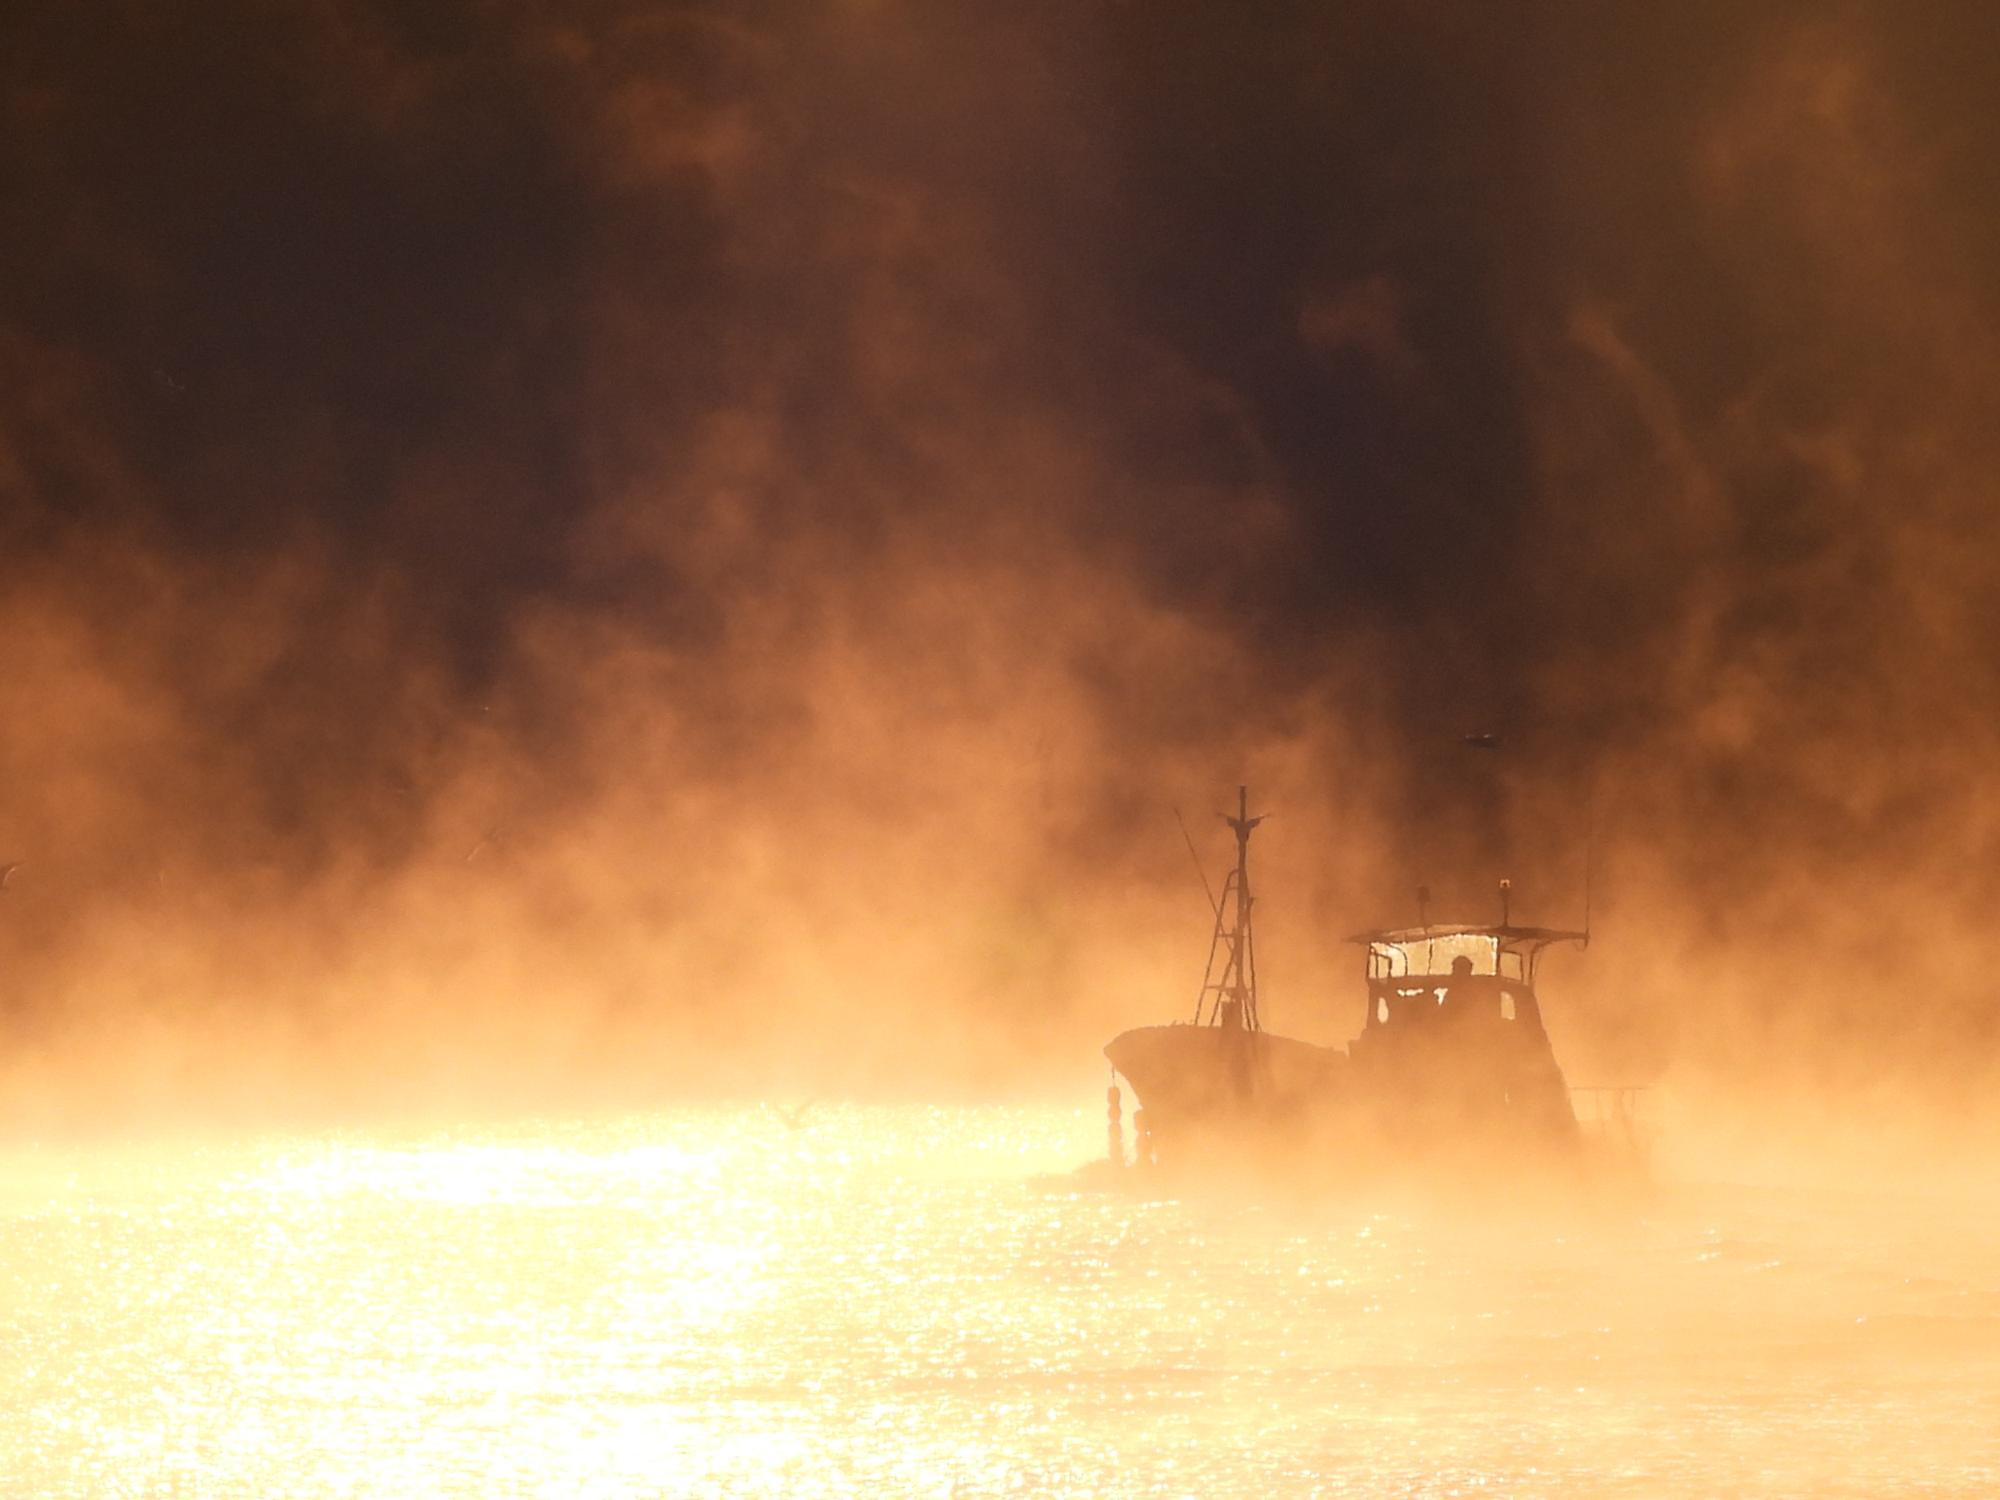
[1348,923,1585,1031]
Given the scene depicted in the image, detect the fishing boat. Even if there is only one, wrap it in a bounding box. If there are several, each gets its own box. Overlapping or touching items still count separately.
[1103,787,1588,1169]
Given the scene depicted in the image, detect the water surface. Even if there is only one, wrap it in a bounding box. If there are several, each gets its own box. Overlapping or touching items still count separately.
[3,1106,1996,1496]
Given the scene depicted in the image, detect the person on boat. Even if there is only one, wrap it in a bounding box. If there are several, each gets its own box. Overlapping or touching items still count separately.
[1441,955,1477,1014]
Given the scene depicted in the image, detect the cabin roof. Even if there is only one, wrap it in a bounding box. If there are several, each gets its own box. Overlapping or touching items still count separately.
[1345,923,1588,948]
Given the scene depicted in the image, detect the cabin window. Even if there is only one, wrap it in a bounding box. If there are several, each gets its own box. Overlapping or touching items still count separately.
[1419,934,1495,976]
[1500,991,1517,1022]
[1376,997,1389,1025]
[1371,936,1500,978]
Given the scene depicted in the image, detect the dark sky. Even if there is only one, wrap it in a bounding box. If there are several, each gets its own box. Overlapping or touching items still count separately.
[4,3,1691,660]
[7,1,2000,1107]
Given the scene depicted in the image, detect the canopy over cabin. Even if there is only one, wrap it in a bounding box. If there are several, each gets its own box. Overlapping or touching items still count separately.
[1345,923,1587,1033]
[1349,924,1587,982]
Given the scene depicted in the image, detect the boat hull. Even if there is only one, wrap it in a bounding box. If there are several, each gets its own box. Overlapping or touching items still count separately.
[1103,1024,1342,1154]
[1105,1011,1580,1169]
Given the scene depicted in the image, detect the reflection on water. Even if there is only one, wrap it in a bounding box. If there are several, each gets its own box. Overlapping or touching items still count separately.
[2,1106,1997,1496]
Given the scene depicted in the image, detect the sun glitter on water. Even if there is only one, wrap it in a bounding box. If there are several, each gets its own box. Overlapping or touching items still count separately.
[3,1105,1998,1497]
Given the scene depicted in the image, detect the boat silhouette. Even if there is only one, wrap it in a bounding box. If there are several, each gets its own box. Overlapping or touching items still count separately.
[1104,787,1589,1171]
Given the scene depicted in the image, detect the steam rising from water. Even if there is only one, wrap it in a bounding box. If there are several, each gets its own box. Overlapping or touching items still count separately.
[3,4,2000,1139]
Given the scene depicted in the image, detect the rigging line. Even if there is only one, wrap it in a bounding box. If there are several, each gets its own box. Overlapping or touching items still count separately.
[1173,805,1222,921]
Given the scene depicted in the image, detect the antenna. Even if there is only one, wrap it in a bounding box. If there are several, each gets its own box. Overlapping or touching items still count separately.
[1581,811,1595,950]
[1580,768,1599,949]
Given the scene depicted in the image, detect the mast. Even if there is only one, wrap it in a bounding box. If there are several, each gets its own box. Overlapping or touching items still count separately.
[1193,784,1264,1031]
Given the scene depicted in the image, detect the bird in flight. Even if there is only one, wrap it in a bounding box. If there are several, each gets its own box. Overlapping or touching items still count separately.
[465,826,506,863]
[0,862,21,892]
[1461,733,1502,750]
